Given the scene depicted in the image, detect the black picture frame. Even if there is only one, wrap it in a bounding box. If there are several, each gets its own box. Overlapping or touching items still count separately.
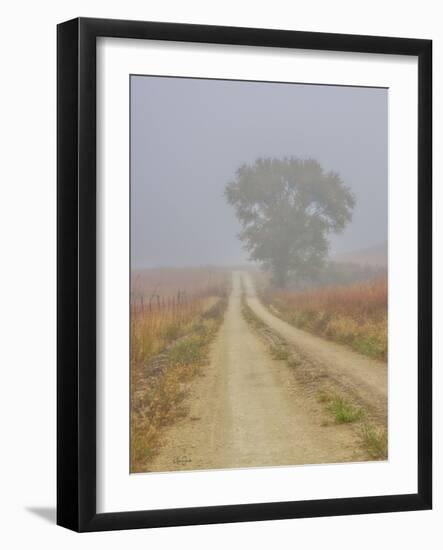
[57,17,432,532]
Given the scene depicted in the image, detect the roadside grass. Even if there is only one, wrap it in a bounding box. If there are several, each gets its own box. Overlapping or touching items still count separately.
[241,295,267,330]
[360,423,388,459]
[263,278,387,361]
[131,268,229,368]
[168,328,209,367]
[131,307,202,368]
[241,295,291,362]
[328,396,363,424]
[319,391,387,459]
[242,287,387,462]
[318,391,364,424]
[131,297,227,473]
[269,344,290,361]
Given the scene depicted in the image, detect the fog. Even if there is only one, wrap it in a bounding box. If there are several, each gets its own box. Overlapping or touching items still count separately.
[131,76,387,269]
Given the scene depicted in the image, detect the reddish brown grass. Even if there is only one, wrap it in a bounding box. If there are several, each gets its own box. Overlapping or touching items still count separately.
[266,277,388,360]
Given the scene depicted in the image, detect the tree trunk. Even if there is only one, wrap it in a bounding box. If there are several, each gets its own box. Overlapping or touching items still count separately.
[273,266,288,288]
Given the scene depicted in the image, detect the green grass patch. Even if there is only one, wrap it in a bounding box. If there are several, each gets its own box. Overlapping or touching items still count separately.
[328,396,363,423]
[167,316,223,368]
[319,392,364,424]
[269,345,289,360]
[352,336,385,359]
[162,322,182,342]
[168,336,206,367]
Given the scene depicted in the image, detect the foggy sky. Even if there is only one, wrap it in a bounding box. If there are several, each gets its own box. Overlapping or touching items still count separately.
[131,76,387,269]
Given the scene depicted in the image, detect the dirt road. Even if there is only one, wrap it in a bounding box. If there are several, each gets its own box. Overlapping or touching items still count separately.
[242,272,388,422]
[148,272,371,472]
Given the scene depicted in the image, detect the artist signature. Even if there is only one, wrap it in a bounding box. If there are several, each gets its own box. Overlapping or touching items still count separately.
[173,454,192,466]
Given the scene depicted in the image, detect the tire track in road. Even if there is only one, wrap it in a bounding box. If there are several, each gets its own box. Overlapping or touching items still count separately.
[242,271,388,423]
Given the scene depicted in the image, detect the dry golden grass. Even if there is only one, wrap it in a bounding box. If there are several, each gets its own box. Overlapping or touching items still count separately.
[130,268,228,472]
[360,423,388,459]
[132,304,203,368]
[266,278,387,360]
[131,267,229,366]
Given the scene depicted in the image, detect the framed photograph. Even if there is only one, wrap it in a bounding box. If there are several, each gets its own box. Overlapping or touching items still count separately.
[57,17,432,531]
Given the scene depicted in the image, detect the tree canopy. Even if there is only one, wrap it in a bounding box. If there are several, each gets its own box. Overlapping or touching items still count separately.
[225,157,355,287]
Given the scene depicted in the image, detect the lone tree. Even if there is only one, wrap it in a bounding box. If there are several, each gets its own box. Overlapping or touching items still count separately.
[225,157,355,287]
